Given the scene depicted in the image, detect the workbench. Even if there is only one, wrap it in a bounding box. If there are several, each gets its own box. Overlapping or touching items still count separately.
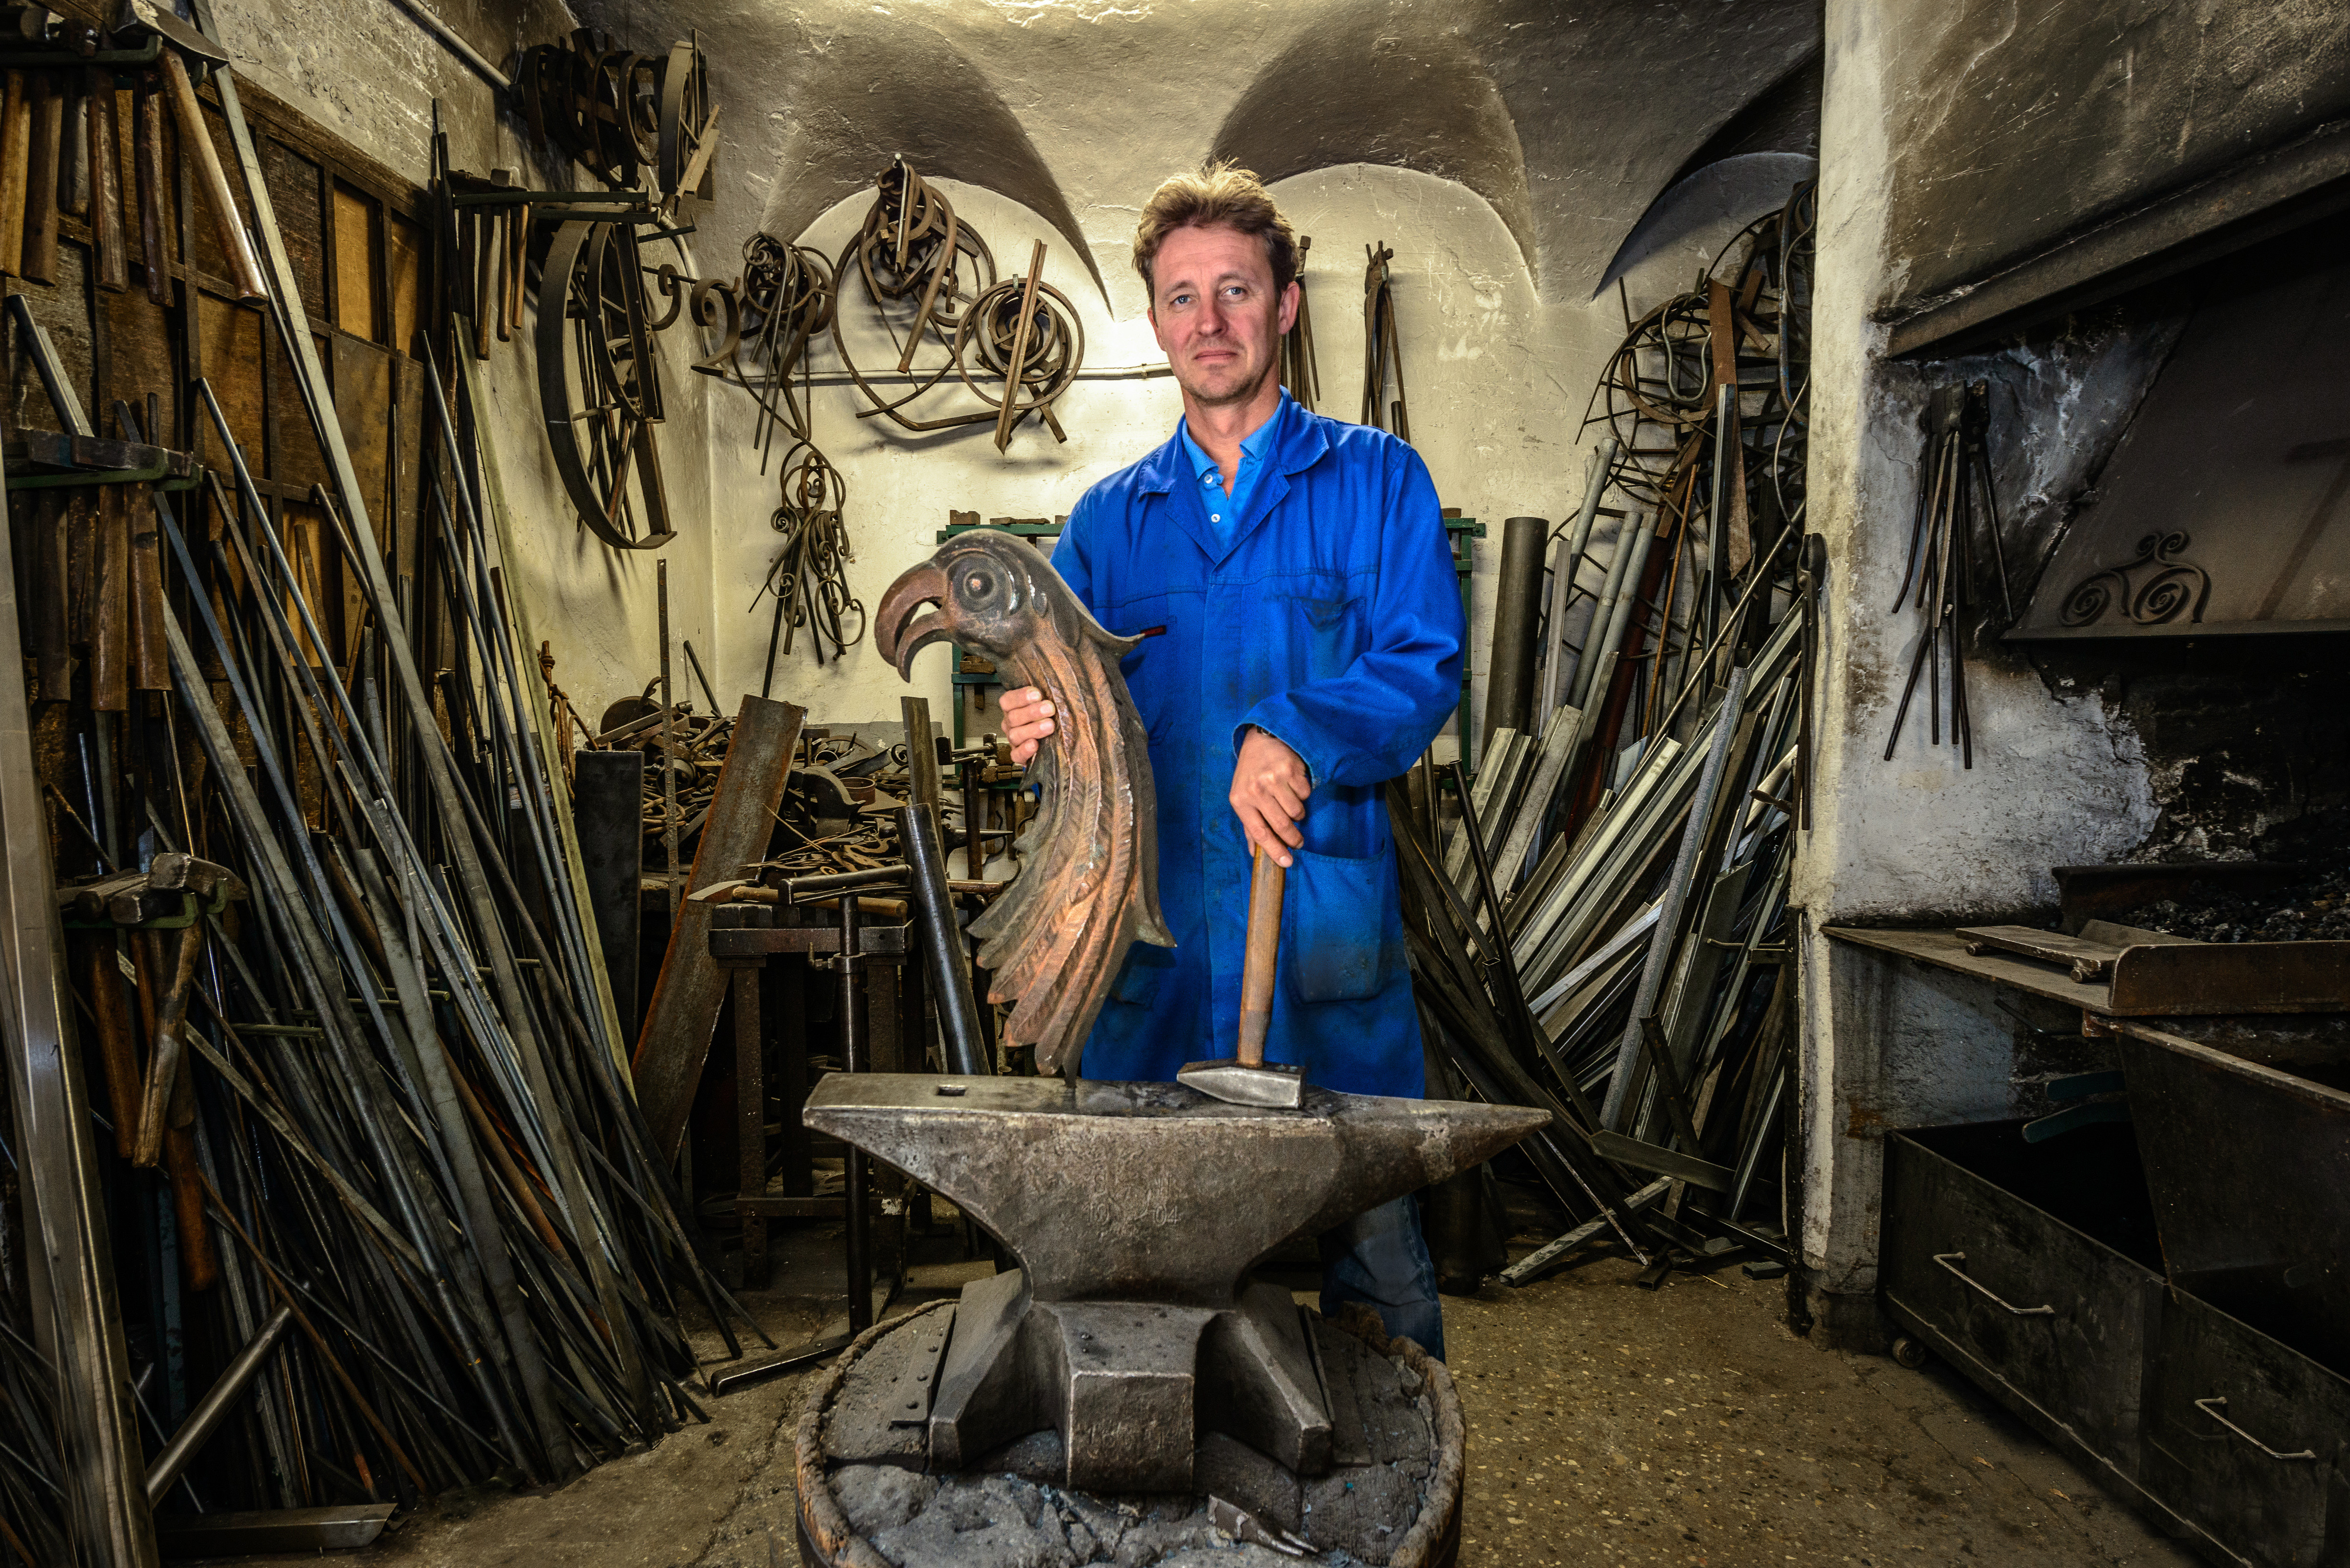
[1828,922,2350,1566]
[707,901,925,1293]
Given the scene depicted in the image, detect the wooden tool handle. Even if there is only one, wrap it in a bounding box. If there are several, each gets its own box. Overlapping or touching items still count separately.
[0,70,28,278]
[1236,849,1284,1068]
[158,48,267,303]
[88,67,127,292]
[133,922,205,1169]
[135,73,167,305]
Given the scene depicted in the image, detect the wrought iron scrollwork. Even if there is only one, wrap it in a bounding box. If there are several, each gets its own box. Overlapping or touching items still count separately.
[753,444,866,692]
[2059,531,2210,628]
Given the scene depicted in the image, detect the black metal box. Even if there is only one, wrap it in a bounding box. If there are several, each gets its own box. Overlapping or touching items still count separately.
[1882,1119,2350,1567]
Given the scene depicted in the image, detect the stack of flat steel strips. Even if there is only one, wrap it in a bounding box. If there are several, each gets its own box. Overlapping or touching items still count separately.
[1407,541,1807,1284]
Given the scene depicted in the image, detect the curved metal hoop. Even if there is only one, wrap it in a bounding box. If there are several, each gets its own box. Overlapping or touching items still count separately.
[536,220,677,551]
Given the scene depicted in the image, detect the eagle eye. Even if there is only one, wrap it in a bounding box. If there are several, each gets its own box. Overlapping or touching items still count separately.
[964,569,996,600]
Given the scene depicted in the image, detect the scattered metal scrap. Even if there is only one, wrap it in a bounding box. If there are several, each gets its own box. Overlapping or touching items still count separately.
[1409,186,1822,1289]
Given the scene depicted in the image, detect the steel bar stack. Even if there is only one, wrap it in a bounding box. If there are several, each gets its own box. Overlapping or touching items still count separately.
[1407,182,1821,1287]
[0,56,755,1556]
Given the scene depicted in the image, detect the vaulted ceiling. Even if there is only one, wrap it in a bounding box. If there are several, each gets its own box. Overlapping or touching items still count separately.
[580,0,1820,313]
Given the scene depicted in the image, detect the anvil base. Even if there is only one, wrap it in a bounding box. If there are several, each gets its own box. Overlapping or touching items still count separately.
[930,1267,1328,1492]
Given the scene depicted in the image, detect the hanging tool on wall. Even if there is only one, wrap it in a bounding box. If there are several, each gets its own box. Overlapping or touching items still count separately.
[1884,379,2012,768]
[1281,234,1320,411]
[1361,240,1407,438]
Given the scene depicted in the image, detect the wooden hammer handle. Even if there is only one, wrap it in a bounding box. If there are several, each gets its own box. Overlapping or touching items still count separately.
[157,49,267,302]
[1236,850,1284,1068]
[133,922,205,1169]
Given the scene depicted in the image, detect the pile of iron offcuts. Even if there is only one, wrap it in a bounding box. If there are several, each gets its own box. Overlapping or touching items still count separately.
[1398,184,1818,1292]
[2129,849,2350,943]
[577,708,1018,885]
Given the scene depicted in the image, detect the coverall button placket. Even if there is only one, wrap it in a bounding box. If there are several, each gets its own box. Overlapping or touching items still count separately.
[1051,392,1462,1097]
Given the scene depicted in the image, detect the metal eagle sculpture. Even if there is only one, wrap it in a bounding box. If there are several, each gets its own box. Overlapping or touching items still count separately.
[875,531,1174,1074]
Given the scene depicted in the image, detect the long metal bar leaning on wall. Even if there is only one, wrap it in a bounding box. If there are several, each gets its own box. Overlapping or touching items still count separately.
[1411,187,1817,1291]
[0,40,768,1561]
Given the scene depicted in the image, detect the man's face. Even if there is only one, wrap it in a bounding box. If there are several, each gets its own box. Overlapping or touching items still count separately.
[1147,222,1300,410]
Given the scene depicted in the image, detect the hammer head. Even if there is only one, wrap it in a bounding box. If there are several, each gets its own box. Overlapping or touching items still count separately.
[115,0,231,64]
[1177,1057,1305,1110]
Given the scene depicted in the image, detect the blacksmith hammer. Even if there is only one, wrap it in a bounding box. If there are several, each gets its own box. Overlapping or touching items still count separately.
[1179,848,1305,1109]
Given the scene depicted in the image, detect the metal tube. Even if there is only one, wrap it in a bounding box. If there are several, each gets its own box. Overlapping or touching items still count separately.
[899,805,988,1077]
[1600,664,1748,1129]
[146,1306,293,1503]
[961,758,986,878]
[838,892,872,1334]
[1542,440,1618,723]
[785,865,910,903]
[381,0,510,88]
[1568,511,1642,710]
[1706,383,1733,645]
[1483,516,1548,751]
[659,561,681,917]
[1580,514,1657,722]
[0,444,159,1564]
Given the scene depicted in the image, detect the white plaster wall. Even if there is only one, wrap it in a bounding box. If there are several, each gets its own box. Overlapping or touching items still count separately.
[702,164,1801,756]
[1791,0,2163,1306]
[210,0,1810,746]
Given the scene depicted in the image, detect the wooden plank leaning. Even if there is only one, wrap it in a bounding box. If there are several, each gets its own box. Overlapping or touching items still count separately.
[634,695,806,1162]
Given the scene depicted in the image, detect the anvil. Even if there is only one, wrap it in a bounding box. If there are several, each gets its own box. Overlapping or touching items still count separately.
[803,1073,1546,1492]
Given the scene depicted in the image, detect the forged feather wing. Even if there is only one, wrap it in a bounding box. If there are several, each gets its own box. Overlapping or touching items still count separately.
[877,532,1171,1075]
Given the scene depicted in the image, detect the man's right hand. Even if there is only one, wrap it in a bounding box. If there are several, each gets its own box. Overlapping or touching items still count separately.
[999,686,1057,765]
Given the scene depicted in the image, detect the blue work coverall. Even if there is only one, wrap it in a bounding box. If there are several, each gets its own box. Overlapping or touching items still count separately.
[1053,392,1467,1352]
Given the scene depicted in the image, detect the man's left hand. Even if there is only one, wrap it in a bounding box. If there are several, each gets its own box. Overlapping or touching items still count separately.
[1230,727,1310,866]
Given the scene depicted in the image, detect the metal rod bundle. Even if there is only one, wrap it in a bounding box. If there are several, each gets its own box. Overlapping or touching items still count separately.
[0,59,766,1551]
[1407,547,1817,1288]
[1885,379,2011,768]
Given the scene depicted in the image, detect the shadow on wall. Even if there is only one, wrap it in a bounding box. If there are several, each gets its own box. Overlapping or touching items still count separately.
[752,20,1108,307]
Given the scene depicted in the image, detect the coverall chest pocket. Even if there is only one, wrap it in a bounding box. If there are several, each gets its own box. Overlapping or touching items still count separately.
[1284,846,1399,1003]
[1273,573,1362,684]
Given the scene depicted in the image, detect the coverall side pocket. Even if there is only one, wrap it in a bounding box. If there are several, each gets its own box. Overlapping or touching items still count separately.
[1285,846,1397,1003]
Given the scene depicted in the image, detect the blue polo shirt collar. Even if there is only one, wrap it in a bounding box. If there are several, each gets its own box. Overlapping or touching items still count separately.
[1177,398,1286,546]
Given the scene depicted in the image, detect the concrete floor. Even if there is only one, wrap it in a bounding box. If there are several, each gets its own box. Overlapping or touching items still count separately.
[219,1226,2204,1568]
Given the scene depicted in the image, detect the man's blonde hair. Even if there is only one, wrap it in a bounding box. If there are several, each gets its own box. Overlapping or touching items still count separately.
[1132,161,1299,299]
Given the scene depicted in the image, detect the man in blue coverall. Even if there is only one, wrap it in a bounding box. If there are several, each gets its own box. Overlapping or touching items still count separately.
[998,164,1466,1357]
